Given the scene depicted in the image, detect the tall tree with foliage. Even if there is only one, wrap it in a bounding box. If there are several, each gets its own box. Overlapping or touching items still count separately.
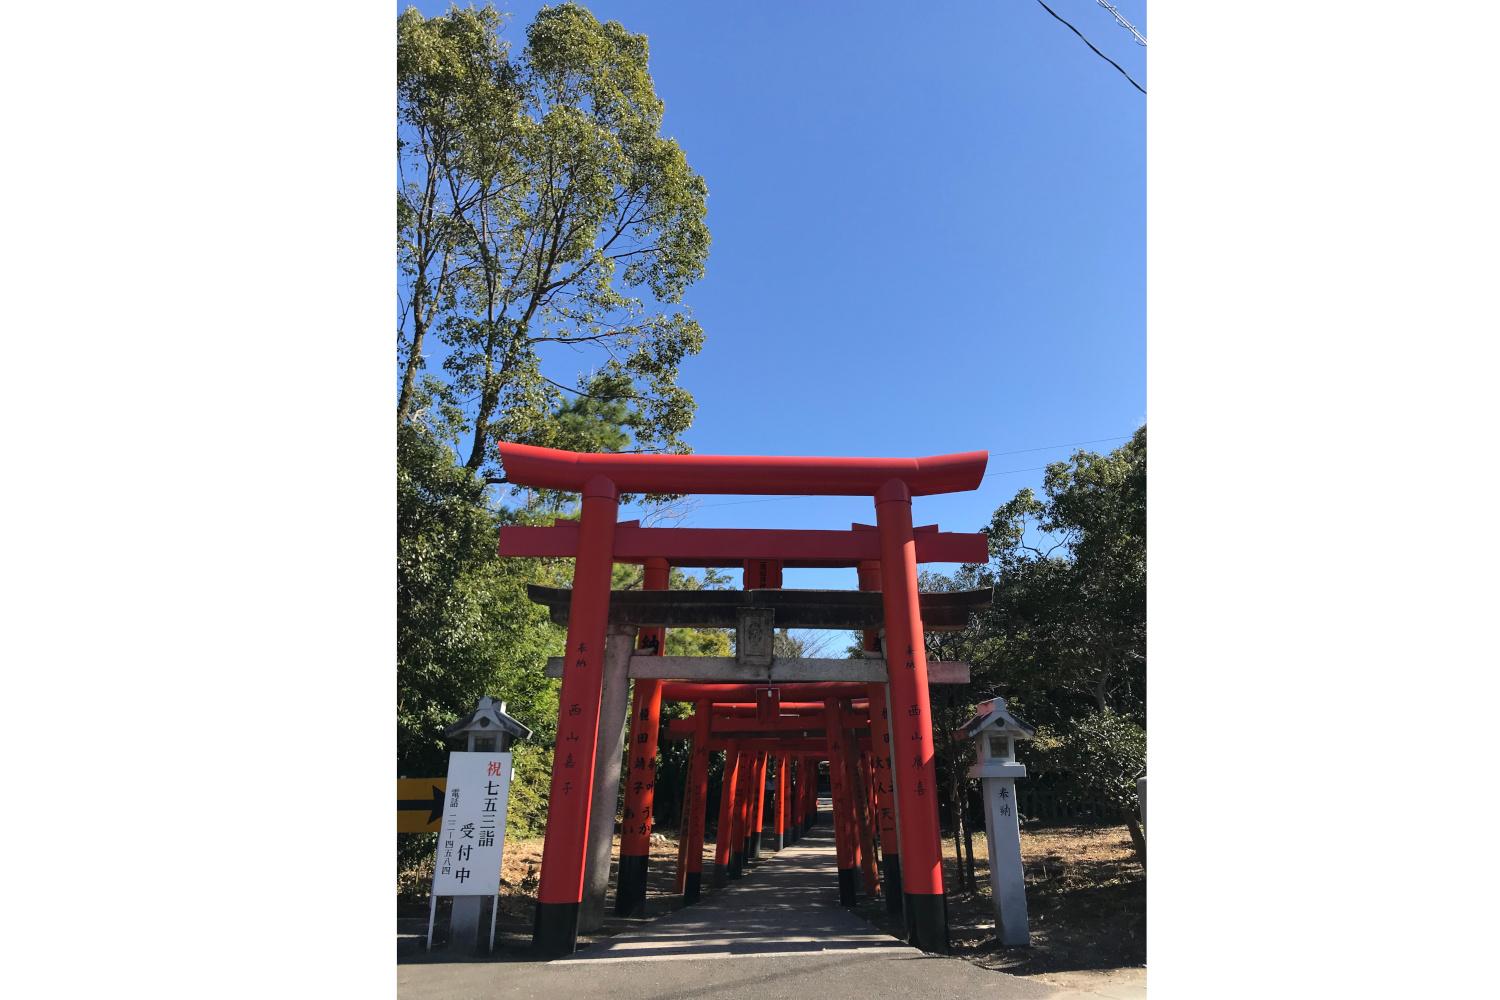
[397,423,565,773]
[983,426,1147,722]
[397,4,517,425]
[398,3,711,475]
[922,429,1146,856]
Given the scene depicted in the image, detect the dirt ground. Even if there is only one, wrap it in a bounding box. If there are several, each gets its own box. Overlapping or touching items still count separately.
[852,823,1145,978]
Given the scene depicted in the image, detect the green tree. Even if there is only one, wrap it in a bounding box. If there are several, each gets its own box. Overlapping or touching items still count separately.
[772,629,805,658]
[922,429,1146,848]
[1032,710,1147,862]
[983,426,1146,722]
[397,423,565,774]
[397,423,574,863]
[395,4,714,867]
[663,566,733,657]
[397,4,518,424]
[399,3,711,474]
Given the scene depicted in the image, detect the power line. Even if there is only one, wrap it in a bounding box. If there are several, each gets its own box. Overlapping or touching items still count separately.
[981,463,1057,481]
[1036,0,1147,96]
[990,434,1131,459]
[1094,0,1147,46]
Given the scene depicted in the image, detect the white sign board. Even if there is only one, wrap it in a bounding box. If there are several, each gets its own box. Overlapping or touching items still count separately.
[430,751,512,897]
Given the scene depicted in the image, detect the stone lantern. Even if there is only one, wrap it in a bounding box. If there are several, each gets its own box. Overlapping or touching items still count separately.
[957,696,1036,947]
[444,696,532,752]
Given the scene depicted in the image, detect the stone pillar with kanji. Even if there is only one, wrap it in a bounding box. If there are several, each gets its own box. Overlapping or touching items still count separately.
[959,696,1036,947]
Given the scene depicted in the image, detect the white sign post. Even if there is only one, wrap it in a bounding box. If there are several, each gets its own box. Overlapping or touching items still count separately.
[427,750,513,952]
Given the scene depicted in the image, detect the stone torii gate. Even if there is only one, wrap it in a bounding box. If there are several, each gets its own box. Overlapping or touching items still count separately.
[494,441,989,955]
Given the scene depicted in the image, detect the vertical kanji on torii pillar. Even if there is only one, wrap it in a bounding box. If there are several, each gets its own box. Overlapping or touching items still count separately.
[615,558,669,917]
[860,559,905,920]
[532,475,618,955]
[875,478,950,953]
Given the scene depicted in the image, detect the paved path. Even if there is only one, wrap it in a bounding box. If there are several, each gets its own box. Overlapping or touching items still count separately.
[399,817,1110,1000]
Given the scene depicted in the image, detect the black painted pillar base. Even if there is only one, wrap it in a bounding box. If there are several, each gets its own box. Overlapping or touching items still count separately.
[729,851,744,879]
[837,867,859,906]
[745,835,758,863]
[882,855,904,919]
[902,892,950,954]
[684,871,702,903]
[532,901,581,955]
[765,831,784,852]
[614,853,649,916]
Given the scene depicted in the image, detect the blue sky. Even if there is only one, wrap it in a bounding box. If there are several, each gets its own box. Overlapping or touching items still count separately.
[403,0,1145,593]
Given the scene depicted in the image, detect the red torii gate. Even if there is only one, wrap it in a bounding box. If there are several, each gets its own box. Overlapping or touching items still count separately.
[497,441,987,955]
[661,695,881,895]
[505,536,980,917]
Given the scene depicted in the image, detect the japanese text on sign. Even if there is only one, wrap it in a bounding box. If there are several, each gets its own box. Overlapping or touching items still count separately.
[430,751,512,897]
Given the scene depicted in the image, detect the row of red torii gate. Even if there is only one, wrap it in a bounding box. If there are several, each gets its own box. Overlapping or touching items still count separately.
[495,441,994,955]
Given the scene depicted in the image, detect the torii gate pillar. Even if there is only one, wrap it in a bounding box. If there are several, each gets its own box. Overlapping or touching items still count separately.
[770,754,789,852]
[824,698,861,905]
[615,559,669,917]
[715,742,742,884]
[532,476,619,955]
[680,698,712,903]
[875,479,950,953]
[860,560,905,920]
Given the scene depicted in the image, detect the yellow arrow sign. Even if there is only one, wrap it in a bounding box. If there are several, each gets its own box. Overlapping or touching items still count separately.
[397,777,447,833]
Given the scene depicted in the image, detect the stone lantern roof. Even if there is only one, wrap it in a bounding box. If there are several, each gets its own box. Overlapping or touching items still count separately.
[955,695,1036,742]
[444,696,533,743]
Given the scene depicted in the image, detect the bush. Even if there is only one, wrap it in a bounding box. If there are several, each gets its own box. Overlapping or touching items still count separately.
[1033,710,1145,816]
[506,741,553,837]
[1028,710,1146,861]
